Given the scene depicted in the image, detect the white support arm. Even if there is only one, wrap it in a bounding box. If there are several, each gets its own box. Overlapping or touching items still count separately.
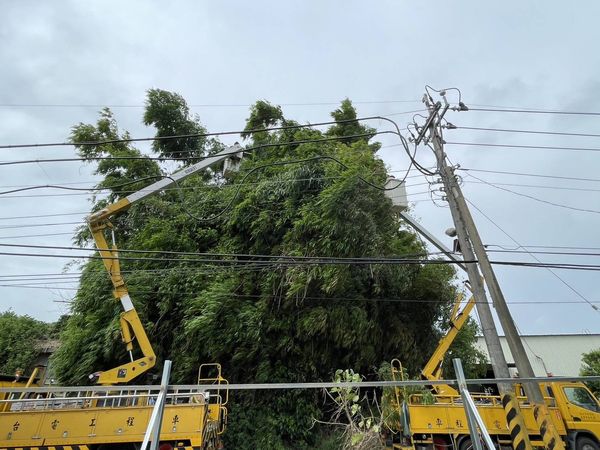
[126,143,243,204]
[88,142,243,224]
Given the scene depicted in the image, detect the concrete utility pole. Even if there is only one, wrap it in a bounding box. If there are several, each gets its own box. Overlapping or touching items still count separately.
[419,90,565,450]
[417,96,533,450]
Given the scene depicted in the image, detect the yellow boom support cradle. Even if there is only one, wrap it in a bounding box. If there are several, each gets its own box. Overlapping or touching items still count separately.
[0,145,242,449]
[88,202,156,385]
[421,292,475,397]
[86,144,242,385]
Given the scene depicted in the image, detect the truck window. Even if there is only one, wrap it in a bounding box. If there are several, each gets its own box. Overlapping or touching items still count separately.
[563,387,600,413]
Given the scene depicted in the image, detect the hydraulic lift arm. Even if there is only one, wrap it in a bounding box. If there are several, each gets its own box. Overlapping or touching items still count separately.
[421,293,476,396]
[87,143,242,385]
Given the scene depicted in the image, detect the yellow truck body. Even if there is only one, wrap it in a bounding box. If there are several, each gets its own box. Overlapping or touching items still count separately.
[388,292,600,450]
[0,366,228,450]
[0,146,244,449]
[396,382,600,450]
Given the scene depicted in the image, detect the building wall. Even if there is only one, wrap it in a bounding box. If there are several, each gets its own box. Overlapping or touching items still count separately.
[475,334,600,377]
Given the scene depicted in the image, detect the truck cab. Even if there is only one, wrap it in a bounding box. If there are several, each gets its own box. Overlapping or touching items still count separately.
[388,289,600,450]
[548,382,600,450]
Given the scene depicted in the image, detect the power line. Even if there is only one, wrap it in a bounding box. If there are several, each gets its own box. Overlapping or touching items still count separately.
[0,232,74,240]
[454,125,600,139]
[487,244,600,252]
[0,242,438,260]
[0,204,452,240]
[0,177,431,199]
[0,212,87,220]
[465,173,600,215]
[458,167,600,184]
[0,265,275,280]
[0,262,286,277]
[0,100,422,108]
[0,248,451,265]
[446,141,600,153]
[0,131,418,189]
[8,377,600,392]
[0,247,600,271]
[0,112,422,150]
[0,131,394,165]
[467,107,600,116]
[0,221,82,230]
[0,150,423,224]
[0,193,436,229]
[0,111,434,178]
[0,168,426,192]
[0,184,369,202]
[464,180,600,193]
[0,185,435,201]
[0,276,82,282]
[467,103,597,112]
[466,198,598,312]
[0,180,93,189]
[0,281,597,306]
[488,249,600,257]
[0,192,97,199]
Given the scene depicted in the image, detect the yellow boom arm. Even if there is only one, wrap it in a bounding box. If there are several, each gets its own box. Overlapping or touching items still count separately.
[421,292,475,396]
[87,144,242,384]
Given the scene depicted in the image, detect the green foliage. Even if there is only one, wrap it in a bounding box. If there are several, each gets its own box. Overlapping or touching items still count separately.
[326,99,380,151]
[72,108,162,194]
[225,391,320,450]
[0,311,49,374]
[580,348,600,397]
[314,430,344,450]
[241,100,284,140]
[53,90,470,448]
[144,88,213,164]
[328,369,384,450]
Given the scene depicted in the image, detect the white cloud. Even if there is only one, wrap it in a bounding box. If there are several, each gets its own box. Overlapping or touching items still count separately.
[0,0,598,333]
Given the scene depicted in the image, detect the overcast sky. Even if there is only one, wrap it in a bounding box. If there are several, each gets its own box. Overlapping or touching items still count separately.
[1,1,599,336]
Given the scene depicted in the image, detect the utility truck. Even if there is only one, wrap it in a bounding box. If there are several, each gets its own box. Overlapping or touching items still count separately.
[387,293,600,450]
[0,144,244,450]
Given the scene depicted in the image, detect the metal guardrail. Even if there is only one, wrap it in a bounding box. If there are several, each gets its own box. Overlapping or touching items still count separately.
[1,375,599,394]
[0,387,225,413]
[407,392,557,407]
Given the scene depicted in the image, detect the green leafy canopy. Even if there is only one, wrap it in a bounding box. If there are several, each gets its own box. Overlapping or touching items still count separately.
[51,91,478,449]
[580,348,600,397]
[0,312,51,375]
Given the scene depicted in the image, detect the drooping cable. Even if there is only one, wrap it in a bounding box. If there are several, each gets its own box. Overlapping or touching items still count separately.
[445,141,600,153]
[466,107,600,116]
[1,247,600,271]
[0,100,422,109]
[464,173,600,215]
[0,112,424,150]
[457,167,600,184]
[465,198,599,312]
[454,125,600,139]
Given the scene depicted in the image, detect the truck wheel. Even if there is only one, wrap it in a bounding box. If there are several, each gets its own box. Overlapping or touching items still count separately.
[577,437,600,450]
[459,437,473,450]
[459,437,490,450]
